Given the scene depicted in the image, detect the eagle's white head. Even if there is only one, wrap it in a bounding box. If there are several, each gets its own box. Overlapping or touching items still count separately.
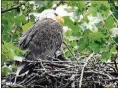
[36,9,64,24]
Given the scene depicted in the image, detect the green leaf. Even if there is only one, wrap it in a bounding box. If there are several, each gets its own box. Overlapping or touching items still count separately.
[63,16,73,27]
[100,2,110,16]
[2,42,14,61]
[72,26,81,36]
[74,1,86,13]
[15,15,27,25]
[110,46,116,55]
[78,37,89,51]
[22,21,33,32]
[73,9,80,17]
[2,16,11,33]
[63,16,81,36]
[101,51,111,61]
[105,16,114,29]
[70,41,77,47]
[65,51,71,58]
[100,4,107,11]
[2,42,26,64]
[78,1,86,10]
[2,66,12,76]
[20,15,27,22]
[30,14,35,22]
[65,29,72,37]
[83,29,92,37]
[14,46,27,56]
[113,35,118,43]
[89,32,107,40]
[88,6,97,16]
[89,42,100,53]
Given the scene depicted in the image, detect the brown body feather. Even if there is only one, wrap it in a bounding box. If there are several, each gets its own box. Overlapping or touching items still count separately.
[20,18,63,60]
[15,18,63,78]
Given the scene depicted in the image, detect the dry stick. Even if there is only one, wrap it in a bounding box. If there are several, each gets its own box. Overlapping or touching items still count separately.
[18,73,35,85]
[84,71,112,79]
[22,59,118,65]
[11,84,25,88]
[33,67,115,78]
[115,48,118,71]
[40,60,47,72]
[58,76,64,87]
[33,85,45,88]
[27,80,36,87]
[79,52,94,88]
[70,74,76,88]
[108,78,118,81]
[64,80,73,88]
[23,60,83,64]
[30,53,47,72]
[113,59,118,72]
[23,75,36,85]
[104,62,117,72]
[53,78,58,87]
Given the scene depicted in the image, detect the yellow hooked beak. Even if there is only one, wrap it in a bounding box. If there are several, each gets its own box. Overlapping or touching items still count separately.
[56,16,64,24]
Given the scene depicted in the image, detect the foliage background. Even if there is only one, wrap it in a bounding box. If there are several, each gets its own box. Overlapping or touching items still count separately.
[1,0,118,77]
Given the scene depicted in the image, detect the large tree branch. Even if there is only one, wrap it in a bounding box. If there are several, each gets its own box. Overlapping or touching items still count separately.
[1,3,25,14]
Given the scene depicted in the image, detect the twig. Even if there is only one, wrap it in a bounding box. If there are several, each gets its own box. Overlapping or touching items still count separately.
[70,74,76,88]
[27,80,36,87]
[54,78,58,87]
[110,11,118,23]
[63,80,73,88]
[23,75,36,85]
[84,71,112,79]
[79,52,94,88]
[23,60,82,64]
[58,76,65,87]
[45,62,71,68]
[103,62,116,72]
[110,36,117,44]
[22,59,118,65]
[108,78,118,82]
[40,60,47,72]
[53,0,64,10]
[63,41,79,64]
[7,84,25,88]
[33,85,45,88]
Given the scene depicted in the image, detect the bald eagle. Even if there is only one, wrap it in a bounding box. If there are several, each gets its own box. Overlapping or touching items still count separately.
[14,10,64,83]
[20,18,63,60]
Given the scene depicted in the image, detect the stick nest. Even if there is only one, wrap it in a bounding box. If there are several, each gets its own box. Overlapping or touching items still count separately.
[2,55,118,88]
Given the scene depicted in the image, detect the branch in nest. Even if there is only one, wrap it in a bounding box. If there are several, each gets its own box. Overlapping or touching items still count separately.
[79,52,94,88]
